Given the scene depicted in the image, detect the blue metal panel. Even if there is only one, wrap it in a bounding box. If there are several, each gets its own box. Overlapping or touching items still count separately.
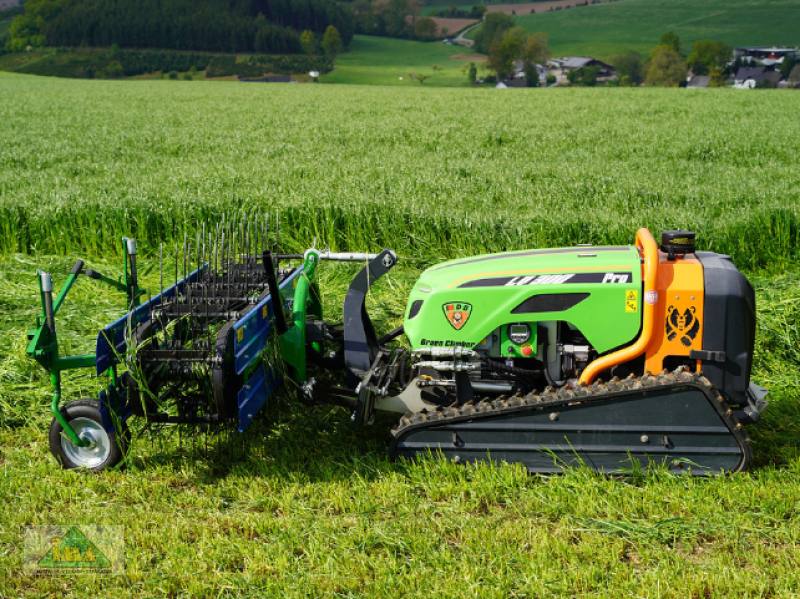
[95,266,205,376]
[232,266,303,376]
[237,365,283,432]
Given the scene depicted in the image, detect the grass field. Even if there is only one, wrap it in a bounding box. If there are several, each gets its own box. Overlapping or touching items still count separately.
[1,73,800,597]
[513,0,800,59]
[321,35,473,86]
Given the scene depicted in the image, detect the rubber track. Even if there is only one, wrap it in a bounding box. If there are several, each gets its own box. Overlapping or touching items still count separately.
[390,367,753,472]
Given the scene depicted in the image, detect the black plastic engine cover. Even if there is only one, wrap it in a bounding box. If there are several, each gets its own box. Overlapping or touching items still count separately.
[695,252,756,407]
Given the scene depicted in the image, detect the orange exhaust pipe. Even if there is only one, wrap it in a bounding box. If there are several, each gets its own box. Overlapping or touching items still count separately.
[578,228,659,385]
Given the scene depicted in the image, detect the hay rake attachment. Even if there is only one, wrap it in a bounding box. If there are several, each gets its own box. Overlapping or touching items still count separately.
[27,214,399,470]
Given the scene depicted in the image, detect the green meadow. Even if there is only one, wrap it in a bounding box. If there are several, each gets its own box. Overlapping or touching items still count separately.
[515,0,800,59]
[320,35,474,86]
[1,73,799,597]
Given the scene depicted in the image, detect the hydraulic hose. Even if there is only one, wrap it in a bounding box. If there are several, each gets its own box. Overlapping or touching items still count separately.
[480,356,541,380]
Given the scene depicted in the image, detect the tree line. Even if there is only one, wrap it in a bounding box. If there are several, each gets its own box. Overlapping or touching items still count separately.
[5,0,355,55]
[473,15,767,88]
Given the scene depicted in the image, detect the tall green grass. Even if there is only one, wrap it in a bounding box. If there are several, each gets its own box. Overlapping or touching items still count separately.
[1,73,799,272]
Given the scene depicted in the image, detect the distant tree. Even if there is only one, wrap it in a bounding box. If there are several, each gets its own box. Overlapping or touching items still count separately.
[566,67,578,84]
[105,61,123,78]
[474,12,514,54]
[659,31,680,55]
[169,70,178,80]
[441,27,448,37]
[414,17,437,40]
[687,40,731,76]
[468,61,477,83]
[789,64,800,84]
[524,63,539,86]
[487,35,521,80]
[182,72,193,80]
[300,30,316,55]
[524,31,550,64]
[581,64,599,86]
[470,4,487,18]
[189,66,197,76]
[321,25,344,58]
[521,32,550,88]
[431,64,442,73]
[504,26,528,47]
[407,0,424,29]
[645,45,687,86]
[408,71,430,84]
[708,66,725,87]
[619,74,631,86]
[780,54,796,78]
[546,73,556,85]
[610,51,643,84]
[109,43,121,59]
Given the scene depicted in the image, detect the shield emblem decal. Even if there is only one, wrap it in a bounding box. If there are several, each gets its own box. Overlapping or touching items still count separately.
[443,302,472,330]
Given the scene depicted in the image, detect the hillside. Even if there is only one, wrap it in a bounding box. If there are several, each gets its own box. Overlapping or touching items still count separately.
[4,0,354,55]
[321,35,475,86]
[513,0,800,59]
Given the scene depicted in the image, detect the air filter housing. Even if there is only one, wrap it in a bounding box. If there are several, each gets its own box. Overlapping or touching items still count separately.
[660,230,696,256]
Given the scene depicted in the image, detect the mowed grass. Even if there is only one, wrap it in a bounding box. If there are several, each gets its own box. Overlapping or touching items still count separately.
[0,73,800,596]
[2,251,800,598]
[321,35,473,86]
[514,0,800,59]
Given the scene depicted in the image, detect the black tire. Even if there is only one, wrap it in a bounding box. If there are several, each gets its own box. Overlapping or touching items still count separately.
[49,399,127,472]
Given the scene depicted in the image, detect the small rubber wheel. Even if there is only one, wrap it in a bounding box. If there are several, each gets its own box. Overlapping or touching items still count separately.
[49,399,127,472]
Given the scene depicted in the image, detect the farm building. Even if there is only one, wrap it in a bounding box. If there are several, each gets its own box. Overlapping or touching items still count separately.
[734,67,783,88]
[511,61,548,83]
[686,76,712,88]
[734,46,799,66]
[559,57,616,80]
[500,78,528,88]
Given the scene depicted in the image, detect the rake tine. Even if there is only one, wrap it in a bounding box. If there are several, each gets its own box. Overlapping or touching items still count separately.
[159,243,164,307]
[174,241,179,313]
[274,212,279,259]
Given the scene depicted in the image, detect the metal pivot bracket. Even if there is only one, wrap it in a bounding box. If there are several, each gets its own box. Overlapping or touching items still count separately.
[343,248,397,388]
[353,350,391,431]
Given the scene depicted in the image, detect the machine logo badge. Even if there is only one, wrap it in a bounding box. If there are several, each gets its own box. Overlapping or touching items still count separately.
[443,302,472,330]
[645,290,658,305]
[666,305,700,347]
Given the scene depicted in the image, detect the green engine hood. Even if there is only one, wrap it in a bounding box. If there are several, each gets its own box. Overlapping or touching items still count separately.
[403,245,643,354]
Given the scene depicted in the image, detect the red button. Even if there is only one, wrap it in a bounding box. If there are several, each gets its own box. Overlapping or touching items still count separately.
[521,345,533,356]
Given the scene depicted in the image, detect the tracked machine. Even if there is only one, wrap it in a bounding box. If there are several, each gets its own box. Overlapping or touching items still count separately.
[27,224,767,474]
